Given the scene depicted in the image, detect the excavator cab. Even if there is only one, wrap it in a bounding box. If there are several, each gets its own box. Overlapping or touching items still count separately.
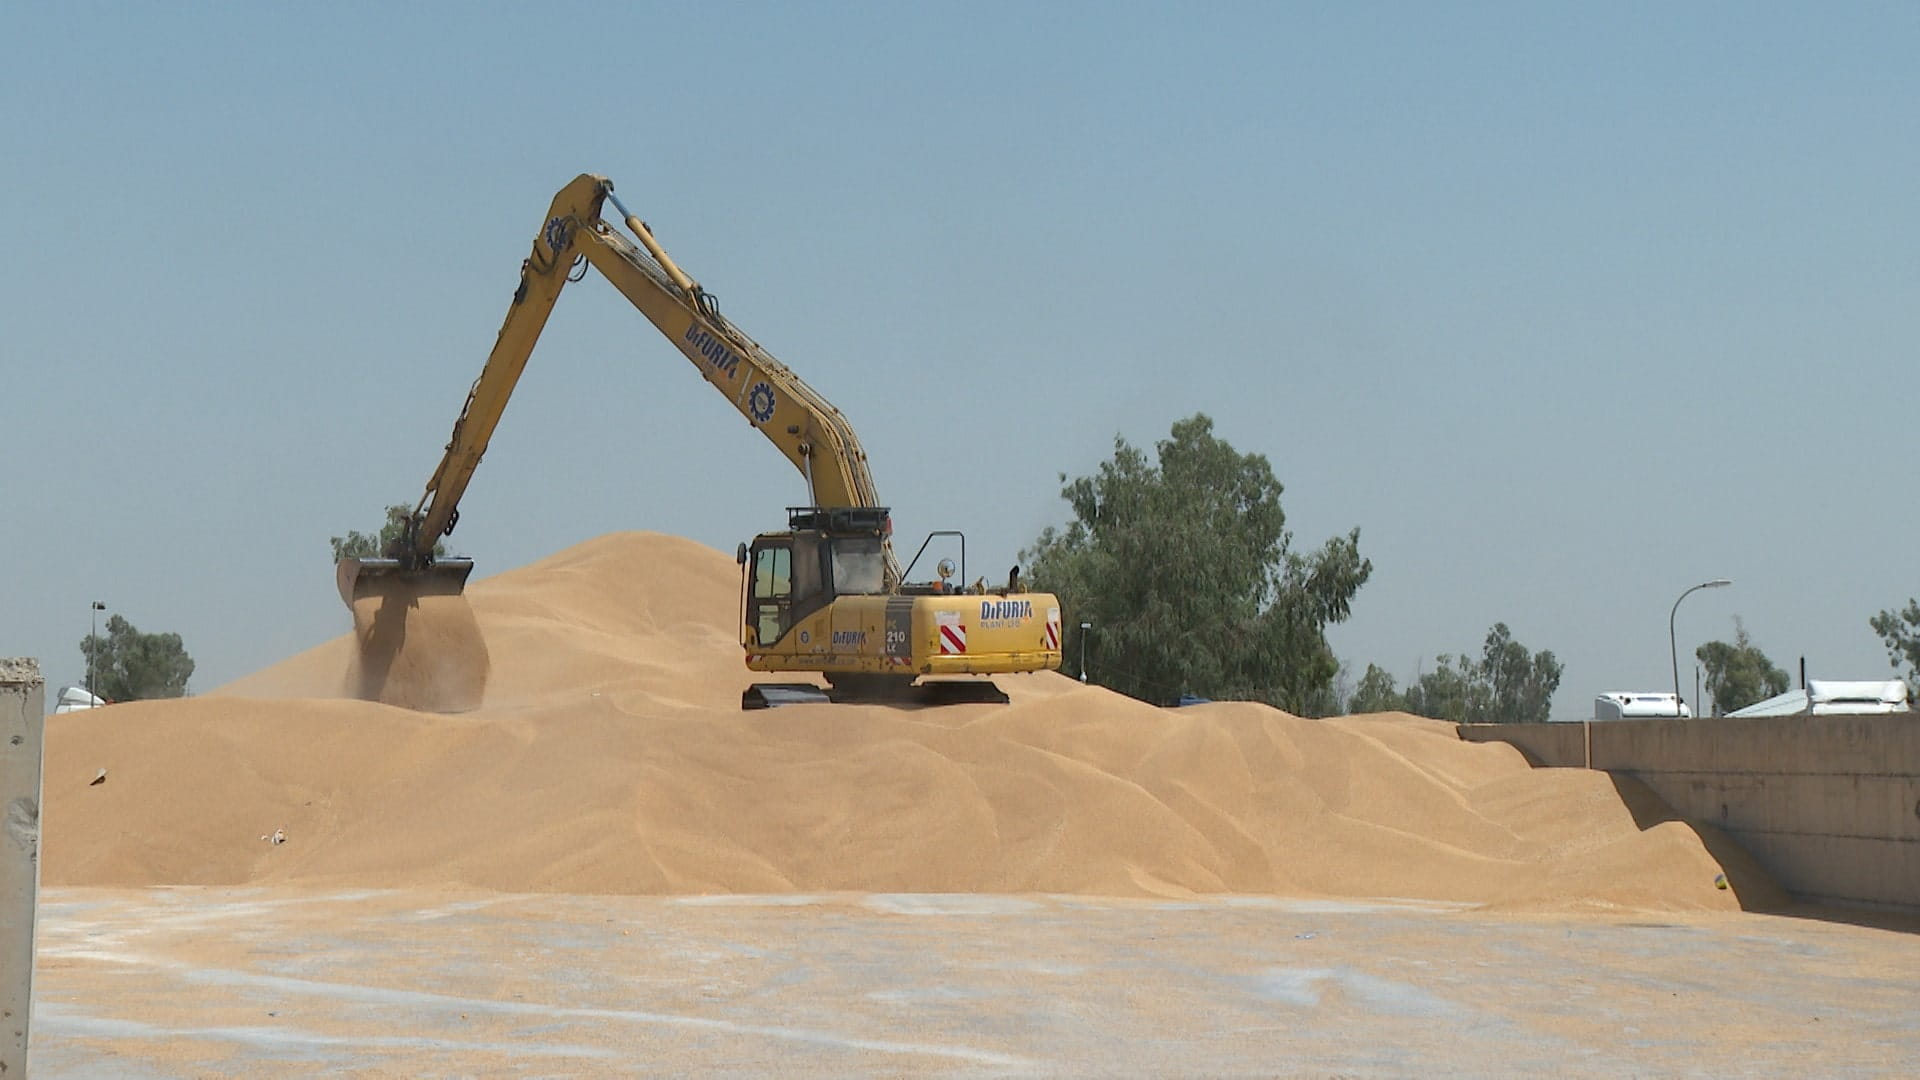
[742,507,889,649]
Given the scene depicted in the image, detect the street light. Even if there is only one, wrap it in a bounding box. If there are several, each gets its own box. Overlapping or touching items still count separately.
[88,601,107,699]
[1079,621,1092,684]
[1669,579,1731,716]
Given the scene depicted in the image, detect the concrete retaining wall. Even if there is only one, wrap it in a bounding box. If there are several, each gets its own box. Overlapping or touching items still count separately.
[1458,713,1920,912]
[2,658,44,1075]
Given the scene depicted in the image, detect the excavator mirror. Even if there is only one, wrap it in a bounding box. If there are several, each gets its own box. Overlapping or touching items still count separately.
[736,541,749,566]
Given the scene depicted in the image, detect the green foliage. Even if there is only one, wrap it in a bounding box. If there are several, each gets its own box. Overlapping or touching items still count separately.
[1869,599,1920,701]
[1023,414,1371,711]
[331,504,444,561]
[1347,663,1408,714]
[79,614,195,701]
[1694,619,1789,715]
[1404,623,1563,724]
[1404,655,1475,722]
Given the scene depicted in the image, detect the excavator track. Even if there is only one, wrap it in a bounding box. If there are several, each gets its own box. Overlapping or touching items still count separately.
[742,677,1009,710]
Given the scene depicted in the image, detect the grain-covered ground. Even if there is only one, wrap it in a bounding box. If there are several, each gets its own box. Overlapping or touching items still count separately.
[35,531,1903,1078]
[30,888,1920,1077]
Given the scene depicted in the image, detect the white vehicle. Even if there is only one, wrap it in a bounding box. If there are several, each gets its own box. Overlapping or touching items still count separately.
[1806,679,1910,714]
[1727,679,1911,718]
[52,686,105,714]
[1590,691,1690,721]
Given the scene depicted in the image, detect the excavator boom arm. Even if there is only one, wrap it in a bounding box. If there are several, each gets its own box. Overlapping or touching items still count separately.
[401,173,881,562]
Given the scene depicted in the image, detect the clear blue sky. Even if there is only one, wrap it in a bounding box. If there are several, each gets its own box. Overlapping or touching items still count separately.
[4,3,1915,715]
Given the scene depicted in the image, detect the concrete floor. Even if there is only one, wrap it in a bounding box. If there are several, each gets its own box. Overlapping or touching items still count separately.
[26,887,1920,1078]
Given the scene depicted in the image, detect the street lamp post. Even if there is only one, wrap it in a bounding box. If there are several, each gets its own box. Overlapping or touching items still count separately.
[1669,579,1731,716]
[88,601,106,698]
[1079,622,1092,684]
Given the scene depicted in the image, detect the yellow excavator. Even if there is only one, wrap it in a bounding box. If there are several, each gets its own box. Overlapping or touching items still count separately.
[337,174,1063,708]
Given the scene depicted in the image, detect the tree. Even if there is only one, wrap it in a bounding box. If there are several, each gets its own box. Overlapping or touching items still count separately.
[1404,623,1563,724]
[1694,619,1789,715]
[331,504,444,561]
[1347,663,1408,714]
[1869,599,1920,702]
[1404,655,1476,723]
[1023,414,1371,712]
[79,614,195,701]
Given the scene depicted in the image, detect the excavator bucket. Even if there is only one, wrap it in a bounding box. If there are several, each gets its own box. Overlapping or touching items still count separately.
[334,557,488,713]
[336,557,476,608]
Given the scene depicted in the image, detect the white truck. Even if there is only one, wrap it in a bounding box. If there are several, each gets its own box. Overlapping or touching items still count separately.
[51,686,104,714]
[1590,691,1691,721]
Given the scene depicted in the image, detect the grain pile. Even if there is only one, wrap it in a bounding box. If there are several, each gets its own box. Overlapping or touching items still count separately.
[42,533,1776,912]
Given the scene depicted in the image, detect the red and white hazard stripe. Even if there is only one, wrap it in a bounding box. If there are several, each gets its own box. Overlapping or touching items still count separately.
[1044,607,1061,651]
[937,611,967,655]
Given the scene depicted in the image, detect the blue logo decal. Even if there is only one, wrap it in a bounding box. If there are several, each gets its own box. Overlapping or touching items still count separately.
[980,600,1034,622]
[543,216,571,253]
[682,324,743,381]
[978,599,1033,629]
[747,382,776,424]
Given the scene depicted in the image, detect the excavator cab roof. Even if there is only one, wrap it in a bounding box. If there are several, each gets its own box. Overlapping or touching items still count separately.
[786,506,890,536]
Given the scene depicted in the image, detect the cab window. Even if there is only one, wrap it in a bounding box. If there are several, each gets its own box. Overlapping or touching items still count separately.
[751,543,791,645]
[829,536,886,596]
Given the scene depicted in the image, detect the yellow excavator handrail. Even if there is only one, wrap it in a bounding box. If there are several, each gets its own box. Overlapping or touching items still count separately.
[401,173,889,574]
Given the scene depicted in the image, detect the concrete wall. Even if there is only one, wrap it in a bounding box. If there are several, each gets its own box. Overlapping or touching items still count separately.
[1,658,44,1076]
[1458,713,1920,912]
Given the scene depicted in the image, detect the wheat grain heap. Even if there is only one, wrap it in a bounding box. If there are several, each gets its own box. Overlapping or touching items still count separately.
[42,533,1775,912]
